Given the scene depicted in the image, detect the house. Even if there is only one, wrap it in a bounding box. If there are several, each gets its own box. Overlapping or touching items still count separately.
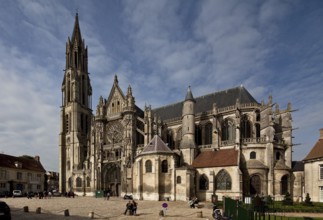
[0,154,46,195]
[303,128,323,202]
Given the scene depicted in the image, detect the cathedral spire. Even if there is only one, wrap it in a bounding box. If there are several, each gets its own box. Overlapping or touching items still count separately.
[71,13,82,45]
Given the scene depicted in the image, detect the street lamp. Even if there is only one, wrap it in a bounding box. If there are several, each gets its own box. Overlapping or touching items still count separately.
[83,168,86,196]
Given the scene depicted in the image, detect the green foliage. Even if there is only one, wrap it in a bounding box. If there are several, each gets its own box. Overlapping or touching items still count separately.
[303,193,313,206]
[282,192,293,206]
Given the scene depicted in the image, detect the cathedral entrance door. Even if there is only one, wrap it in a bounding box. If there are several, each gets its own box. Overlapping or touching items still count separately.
[103,163,121,197]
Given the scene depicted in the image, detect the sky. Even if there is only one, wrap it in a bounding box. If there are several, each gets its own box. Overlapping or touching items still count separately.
[0,0,323,172]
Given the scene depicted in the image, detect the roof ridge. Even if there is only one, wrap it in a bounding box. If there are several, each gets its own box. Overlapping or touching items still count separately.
[152,85,249,111]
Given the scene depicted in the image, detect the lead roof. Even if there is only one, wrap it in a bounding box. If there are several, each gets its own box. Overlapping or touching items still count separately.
[152,86,259,121]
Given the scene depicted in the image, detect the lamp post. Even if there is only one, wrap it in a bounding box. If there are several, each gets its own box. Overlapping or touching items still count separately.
[83,169,86,196]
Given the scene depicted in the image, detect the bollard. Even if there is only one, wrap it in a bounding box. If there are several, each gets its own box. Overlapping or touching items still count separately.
[23,206,29,212]
[196,210,203,218]
[64,209,69,216]
[36,207,41,214]
[89,211,94,219]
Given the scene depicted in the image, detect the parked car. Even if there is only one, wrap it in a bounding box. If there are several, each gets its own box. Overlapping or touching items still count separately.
[123,194,133,200]
[12,190,22,197]
[0,191,10,198]
[52,190,61,197]
[0,201,11,220]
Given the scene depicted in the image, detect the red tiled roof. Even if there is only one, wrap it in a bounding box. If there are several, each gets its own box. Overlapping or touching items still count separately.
[303,139,323,161]
[192,149,238,168]
[0,154,46,172]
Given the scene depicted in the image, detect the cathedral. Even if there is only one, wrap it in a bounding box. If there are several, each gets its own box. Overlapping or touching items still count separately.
[59,14,300,202]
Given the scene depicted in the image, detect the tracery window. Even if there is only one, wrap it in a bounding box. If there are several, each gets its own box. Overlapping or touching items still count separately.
[216,170,232,190]
[205,123,213,145]
[145,160,152,173]
[221,119,236,141]
[199,175,209,190]
[106,121,124,144]
[241,114,251,138]
[161,160,168,173]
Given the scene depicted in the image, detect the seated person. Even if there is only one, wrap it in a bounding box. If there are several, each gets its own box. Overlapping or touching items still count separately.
[132,200,137,215]
[124,201,133,215]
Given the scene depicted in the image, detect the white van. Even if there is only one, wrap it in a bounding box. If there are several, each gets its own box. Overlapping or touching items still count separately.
[12,190,22,197]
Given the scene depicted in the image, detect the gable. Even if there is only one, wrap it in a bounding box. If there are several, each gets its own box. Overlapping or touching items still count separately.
[303,139,323,161]
[106,78,126,116]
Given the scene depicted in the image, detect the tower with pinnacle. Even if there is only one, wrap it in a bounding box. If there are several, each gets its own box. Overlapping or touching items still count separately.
[59,13,92,193]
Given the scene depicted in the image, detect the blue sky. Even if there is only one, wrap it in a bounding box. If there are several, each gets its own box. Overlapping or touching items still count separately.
[0,0,322,172]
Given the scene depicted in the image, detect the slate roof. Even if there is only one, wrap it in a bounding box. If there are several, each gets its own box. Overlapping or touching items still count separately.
[303,139,323,161]
[0,154,46,172]
[246,160,268,169]
[140,135,173,155]
[192,149,238,168]
[292,161,304,172]
[152,86,259,121]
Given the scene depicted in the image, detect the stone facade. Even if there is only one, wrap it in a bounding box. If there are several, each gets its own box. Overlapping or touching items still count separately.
[59,14,302,201]
[303,129,323,202]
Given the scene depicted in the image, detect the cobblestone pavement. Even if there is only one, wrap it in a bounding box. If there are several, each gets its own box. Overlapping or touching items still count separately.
[2,196,214,220]
[2,196,323,219]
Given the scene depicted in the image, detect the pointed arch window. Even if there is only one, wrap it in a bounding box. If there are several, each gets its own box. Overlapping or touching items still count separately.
[161,160,168,173]
[199,174,209,190]
[86,177,91,187]
[205,123,213,145]
[221,119,235,141]
[195,125,202,145]
[68,177,72,188]
[281,175,288,195]
[276,152,281,160]
[76,177,82,187]
[176,176,181,184]
[241,115,251,138]
[250,175,261,195]
[166,130,174,148]
[256,123,261,138]
[145,160,152,173]
[250,151,256,159]
[216,169,232,190]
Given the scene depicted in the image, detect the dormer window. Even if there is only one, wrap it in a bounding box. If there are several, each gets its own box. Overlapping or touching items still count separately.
[14,161,22,168]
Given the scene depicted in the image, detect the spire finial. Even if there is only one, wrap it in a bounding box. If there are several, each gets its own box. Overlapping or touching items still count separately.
[185,85,195,101]
[114,75,118,84]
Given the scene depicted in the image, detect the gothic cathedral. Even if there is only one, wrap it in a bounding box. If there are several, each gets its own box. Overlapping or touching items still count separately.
[59,14,300,201]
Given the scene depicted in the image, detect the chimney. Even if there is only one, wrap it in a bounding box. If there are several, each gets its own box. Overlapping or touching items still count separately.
[320,128,323,139]
[34,155,40,162]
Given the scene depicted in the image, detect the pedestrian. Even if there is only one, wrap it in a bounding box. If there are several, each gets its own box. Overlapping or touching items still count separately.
[107,190,110,200]
[132,200,137,215]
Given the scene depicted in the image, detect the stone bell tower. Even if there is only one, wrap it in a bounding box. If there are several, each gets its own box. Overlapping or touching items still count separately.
[59,13,92,193]
[180,86,196,165]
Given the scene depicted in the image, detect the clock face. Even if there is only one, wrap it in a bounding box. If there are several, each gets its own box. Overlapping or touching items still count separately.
[106,121,124,144]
